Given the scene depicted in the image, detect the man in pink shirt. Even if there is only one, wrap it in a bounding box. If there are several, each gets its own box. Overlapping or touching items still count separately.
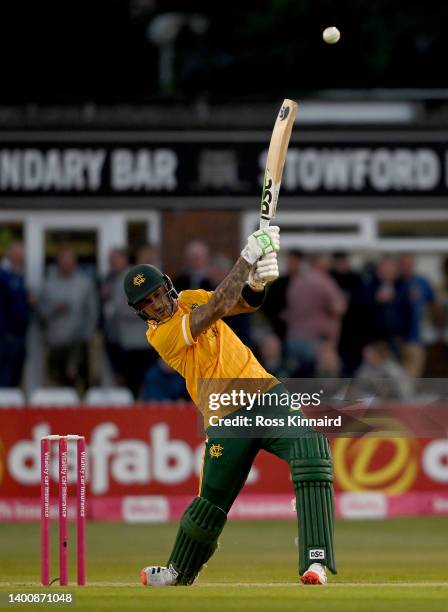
[285,254,346,376]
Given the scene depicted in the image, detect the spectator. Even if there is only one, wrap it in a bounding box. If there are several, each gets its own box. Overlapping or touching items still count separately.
[359,256,412,351]
[440,255,448,332]
[396,254,438,377]
[136,243,161,267]
[209,253,252,346]
[142,358,188,402]
[442,255,448,296]
[101,248,156,397]
[0,242,32,386]
[331,251,361,297]
[256,334,289,378]
[100,247,130,378]
[284,254,346,377]
[330,252,364,375]
[38,248,98,392]
[354,341,414,401]
[262,249,303,340]
[174,241,213,291]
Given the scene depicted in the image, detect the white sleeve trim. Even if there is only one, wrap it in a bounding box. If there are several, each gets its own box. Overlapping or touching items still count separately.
[181,314,191,346]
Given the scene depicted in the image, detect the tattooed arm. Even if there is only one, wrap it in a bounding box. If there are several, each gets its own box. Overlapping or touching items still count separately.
[189,257,251,339]
[225,252,279,316]
[189,226,280,339]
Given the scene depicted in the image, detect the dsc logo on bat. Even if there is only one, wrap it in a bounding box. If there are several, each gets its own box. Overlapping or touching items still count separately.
[279,105,290,121]
[309,549,325,560]
[261,174,275,220]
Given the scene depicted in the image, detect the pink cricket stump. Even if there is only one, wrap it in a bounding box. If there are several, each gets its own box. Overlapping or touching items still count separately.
[40,438,50,586]
[58,437,68,586]
[76,437,86,585]
[41,434,87,586]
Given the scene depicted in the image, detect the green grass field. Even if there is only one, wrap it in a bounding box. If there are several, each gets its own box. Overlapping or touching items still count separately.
[0,518,447,611]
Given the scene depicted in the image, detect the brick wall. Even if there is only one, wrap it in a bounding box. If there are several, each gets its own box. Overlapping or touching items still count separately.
[161,210,241,277]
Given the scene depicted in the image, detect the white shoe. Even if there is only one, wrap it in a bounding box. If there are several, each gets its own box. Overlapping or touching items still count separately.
[140,564,178,587]
[300,563,327,585]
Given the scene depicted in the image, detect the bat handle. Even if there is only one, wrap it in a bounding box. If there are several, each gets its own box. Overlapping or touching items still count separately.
[259,218,270,230]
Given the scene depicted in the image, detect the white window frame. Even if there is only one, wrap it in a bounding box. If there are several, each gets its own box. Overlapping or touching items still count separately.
[241,211,375,251]
[0,209,160,289]
[242,209,448,253]
[374,209,448,252]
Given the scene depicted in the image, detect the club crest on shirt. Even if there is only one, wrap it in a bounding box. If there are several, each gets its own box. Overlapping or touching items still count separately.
[190,303,199,309]
[209,443,224,458]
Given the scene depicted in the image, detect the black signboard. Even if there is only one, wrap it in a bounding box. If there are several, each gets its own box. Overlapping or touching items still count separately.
[0,131,447,199]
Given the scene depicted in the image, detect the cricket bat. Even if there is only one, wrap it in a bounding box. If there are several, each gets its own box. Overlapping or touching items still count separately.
[259,98,298,229]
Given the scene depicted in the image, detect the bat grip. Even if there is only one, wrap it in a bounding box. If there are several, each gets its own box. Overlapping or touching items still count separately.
[259,218,270,230]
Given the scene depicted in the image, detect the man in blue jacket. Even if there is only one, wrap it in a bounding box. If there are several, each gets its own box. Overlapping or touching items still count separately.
[0,242,31,386]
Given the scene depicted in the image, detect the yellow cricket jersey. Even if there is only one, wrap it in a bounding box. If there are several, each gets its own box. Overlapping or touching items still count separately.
[146,289,276,420]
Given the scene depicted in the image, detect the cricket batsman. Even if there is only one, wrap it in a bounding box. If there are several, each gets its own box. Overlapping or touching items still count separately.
[124,226,336,586]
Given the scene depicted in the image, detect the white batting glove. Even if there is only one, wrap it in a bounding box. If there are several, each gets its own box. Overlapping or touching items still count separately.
[241,226,280,265]
[248,252,279,290]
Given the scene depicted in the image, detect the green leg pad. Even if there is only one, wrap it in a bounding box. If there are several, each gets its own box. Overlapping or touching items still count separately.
[167,497,227,585]
[290,433,337,575]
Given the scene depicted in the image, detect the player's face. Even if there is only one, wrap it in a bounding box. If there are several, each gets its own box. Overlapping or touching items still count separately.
[136,284,177,323]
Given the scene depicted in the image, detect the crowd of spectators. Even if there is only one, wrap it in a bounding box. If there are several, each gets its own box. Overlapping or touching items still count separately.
[0,240,443,402]
[261,250,440,401]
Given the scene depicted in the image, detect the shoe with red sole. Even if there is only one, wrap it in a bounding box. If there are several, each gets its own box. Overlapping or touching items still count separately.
[140,564,178,587]
[300,563,328,585]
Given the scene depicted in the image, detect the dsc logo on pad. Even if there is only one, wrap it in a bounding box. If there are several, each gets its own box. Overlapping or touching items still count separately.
[309,549,325,560]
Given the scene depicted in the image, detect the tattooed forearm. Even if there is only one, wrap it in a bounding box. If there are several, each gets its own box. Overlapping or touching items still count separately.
[189,257,251,338]
[211,257,251,312]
